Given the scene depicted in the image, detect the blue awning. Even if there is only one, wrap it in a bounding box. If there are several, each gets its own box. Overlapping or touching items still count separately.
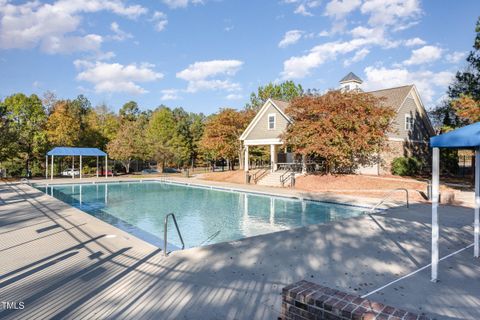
[47,147,107,156]
[430,122,480,149]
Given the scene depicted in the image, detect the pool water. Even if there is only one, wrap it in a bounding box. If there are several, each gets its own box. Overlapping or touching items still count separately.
[38,181,365,249]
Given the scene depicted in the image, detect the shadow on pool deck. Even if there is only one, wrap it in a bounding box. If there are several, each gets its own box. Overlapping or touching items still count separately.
[0,181,478,319]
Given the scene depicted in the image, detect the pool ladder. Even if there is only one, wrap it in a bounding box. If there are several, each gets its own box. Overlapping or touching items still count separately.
[164,213,185,256]
[367,188,409,214]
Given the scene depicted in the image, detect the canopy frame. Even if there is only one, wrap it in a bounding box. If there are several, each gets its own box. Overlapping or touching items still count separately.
[430,122,480,282]
[45,147,108,180]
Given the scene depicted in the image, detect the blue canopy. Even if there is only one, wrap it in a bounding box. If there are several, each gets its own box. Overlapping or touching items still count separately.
[430,122,480,149]
[47,147,107,157]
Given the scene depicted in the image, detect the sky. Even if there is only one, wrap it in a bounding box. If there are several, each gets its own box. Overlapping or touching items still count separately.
[0,0,479,114]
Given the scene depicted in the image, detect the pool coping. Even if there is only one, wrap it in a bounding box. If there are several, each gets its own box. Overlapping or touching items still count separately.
[30,178,394,253]
[32,177,383,211]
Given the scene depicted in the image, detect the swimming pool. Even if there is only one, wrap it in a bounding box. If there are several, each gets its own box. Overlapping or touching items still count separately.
[37,181,365,249]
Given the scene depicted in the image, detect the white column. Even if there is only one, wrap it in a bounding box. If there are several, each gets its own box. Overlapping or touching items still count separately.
[80,155,82,179]
[105,155,108,178]
[244,146,249,171]
[475,149,480,257]
[45,155,48,180]
[302,154,307,174]
[50,155,54,180]
[270,144,277,172]
[96,156,99,178]
[72,156,75,180]
[431,147,440,282]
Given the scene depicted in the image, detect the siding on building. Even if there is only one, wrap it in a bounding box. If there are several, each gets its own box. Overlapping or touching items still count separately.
[242,102,290,141]
[388,92,431,142]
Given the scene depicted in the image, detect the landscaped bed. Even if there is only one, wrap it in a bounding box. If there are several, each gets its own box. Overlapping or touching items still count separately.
[199,171,460,203]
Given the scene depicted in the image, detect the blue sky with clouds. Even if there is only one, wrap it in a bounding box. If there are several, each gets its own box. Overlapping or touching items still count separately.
[0,0,479,114]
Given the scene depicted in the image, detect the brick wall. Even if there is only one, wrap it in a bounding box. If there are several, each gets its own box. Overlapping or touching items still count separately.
[380,140,430,175]
[280,280,430,320]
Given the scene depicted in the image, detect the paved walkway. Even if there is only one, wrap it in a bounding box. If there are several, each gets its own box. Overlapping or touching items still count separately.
[0,180,479,319]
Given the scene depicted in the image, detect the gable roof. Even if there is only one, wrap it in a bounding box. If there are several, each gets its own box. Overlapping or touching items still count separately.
[340,72,363,84]
[368,85,413,110]
[369,84,435,136]
[239,98,291,141]
[270,99,290,112]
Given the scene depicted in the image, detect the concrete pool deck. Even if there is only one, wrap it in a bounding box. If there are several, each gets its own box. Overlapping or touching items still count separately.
[0,179,479,319]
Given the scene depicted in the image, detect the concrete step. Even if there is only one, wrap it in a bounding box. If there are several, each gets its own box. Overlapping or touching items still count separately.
[256,171,291,187]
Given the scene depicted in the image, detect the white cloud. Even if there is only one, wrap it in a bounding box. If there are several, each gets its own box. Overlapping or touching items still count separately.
[281,32,394,79]
[363,66,454,104]
[344,48,370,66]
[360,0,422,29]
[176,60,243,92]
[76,61,163,94]
[279,30,303,48]
[325,0,362,19]
[403,45,443,66]
[161,89,181,100]
[226,94,243,100]
[404,37,426,47]
[151,11,168,32]
[162,0,204,9]
[0,0,147,53]
[110,22,132,41]
[288,0,321,16]
[446,51,467,64]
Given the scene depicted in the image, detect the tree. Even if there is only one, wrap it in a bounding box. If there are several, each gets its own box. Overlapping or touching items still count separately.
[452,95,480,123]
[46,100,82,146]
[107,120,142,173]
[83,104,119,150]
[146,107,178,171]
[200,108,253,169]
[283,91,395,173]
[448,17,480,101]
[246,81,303,111]
[433,16,480,128]
[119,101,140,122]
[0,100,17,162]
[3,93,47,173]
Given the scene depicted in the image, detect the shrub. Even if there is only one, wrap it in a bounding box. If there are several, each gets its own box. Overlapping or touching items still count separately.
[391,157,422,176]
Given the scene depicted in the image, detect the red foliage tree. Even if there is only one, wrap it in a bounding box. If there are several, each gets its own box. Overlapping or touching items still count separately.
[283,90,396,173]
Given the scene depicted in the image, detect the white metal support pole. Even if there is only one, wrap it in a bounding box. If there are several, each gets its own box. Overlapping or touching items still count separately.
[431,147,440,282]
[45,155,48,180]
[80,155,82,179]
[475,148,480,258]
[105,155,108,179]
[72,156,75,180]
[50,155,54,180]
[96,156,99,178]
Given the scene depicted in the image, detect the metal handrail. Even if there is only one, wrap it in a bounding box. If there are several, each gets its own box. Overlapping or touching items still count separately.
[164,213,185,256]
[368,188,409,213]
[252,168,269,184]
[280,170,294,187]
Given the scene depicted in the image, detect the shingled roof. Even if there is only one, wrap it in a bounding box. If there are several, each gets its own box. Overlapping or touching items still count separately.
[340,72,363,84]
[368,85,414,110]
[270,99,290,112]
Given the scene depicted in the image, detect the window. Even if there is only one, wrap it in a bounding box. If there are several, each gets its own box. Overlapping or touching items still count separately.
[405,114,414,131]
[268,114,275,130]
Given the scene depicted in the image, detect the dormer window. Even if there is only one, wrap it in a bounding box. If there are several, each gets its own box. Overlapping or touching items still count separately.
[405,114,414,131]
[268,114,275,130]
